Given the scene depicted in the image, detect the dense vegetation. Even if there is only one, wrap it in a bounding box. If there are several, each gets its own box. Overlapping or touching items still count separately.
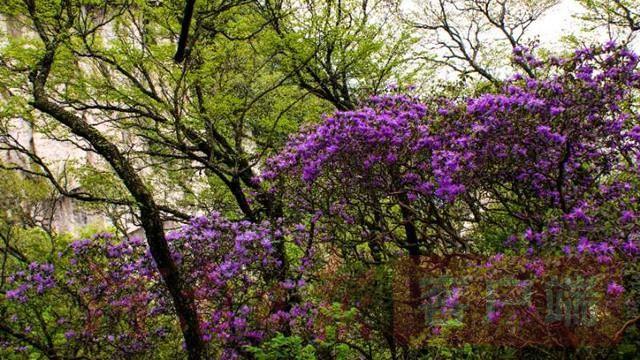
[1,0,640,359]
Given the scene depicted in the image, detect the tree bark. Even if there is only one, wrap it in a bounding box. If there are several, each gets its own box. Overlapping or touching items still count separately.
[174,0,197,62]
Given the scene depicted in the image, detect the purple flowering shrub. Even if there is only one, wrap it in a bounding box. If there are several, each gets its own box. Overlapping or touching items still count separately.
[264,43,640,258]
[1,232,179,357]
[263,92,472,258]
[165,213,315,358]
[456,45,640,257]
[63,233,177,353]
[262,44,640,349]
[2,215,314,358]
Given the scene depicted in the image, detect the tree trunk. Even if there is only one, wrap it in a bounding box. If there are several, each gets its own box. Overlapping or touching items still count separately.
[29,43,205,359]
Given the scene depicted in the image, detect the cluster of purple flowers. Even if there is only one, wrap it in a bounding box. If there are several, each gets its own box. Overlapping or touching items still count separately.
[4,215,315,358]
[264,43,640,297]
[166,213,314,358]
[4,233,172,356]
[264,93,470,203]
[5,262,55,303]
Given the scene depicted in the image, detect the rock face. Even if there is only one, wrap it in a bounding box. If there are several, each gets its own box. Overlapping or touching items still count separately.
[0,96,105,233]
[0,16,128,235]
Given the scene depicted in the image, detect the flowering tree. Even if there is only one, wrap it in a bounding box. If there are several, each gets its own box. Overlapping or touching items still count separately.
[265,43,640,258]
[263,43,640,355]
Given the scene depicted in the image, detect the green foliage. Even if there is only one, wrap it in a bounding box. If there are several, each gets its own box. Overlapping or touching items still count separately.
[246,333,316,360]
[577,0,639,38]
[315,304,364,359]
[1,0,407,219]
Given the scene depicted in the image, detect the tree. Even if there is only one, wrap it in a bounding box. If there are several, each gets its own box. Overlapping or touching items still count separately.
[1,1,204,357]
[405,0,558,83]
[578,0,640,42]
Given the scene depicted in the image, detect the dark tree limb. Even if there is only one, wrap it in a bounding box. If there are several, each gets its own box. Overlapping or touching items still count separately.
[174,0,197,62]
[24,6,205,357]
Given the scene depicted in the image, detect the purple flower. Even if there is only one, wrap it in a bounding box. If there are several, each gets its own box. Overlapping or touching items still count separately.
[281,279,296,290]
[620,210,635,224]
[550,106,565,116]
[606,282,624,297]
[260,238,273,252]
[536,125,566,143]
[444,287,461,309]
[577,237,592,254]
[622,240,639,255]
[487,310,502,324]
